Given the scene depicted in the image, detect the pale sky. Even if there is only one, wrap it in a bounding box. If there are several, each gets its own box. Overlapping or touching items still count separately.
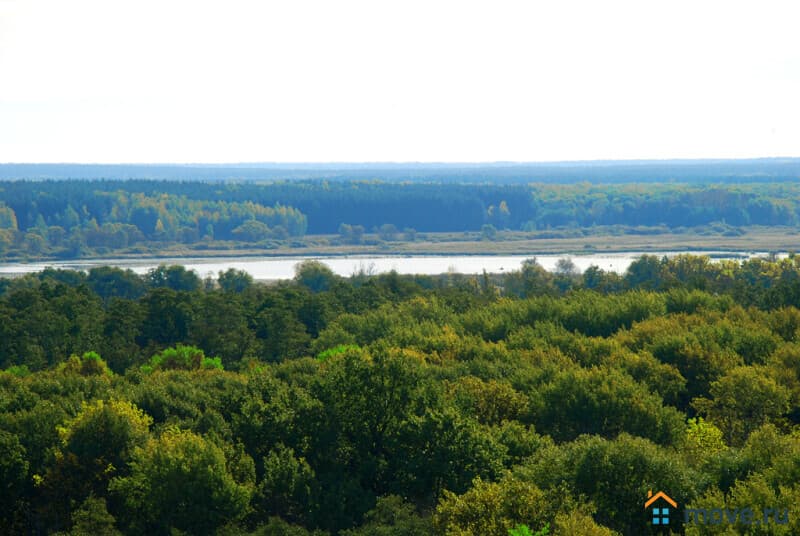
[0,0,798,163]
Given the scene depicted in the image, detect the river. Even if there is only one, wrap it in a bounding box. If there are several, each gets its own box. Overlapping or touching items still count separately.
[0,251,772,280]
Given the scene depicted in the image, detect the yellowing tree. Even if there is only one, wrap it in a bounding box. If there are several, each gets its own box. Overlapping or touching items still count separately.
[110,428,253,534]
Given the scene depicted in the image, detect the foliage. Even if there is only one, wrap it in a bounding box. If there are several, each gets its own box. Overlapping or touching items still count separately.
[0,429,29,528]
[110,428,253,535]
[218,268,254,293]
[141,344,223,373]
[683,417,727,467]
[1,255,800,534]
[295,260,338,292]
[257,444,317,524]
[516,433,701,535]
[315,344,361,362]
[64,495,123,536]
[57,351,114,377]
[508,524,540,536]
[56,399,152,469]
[535,365,684,444]
[433,475,552,536]
[339,495,432,536]
[693,366,790,446]
[4,179,800,259]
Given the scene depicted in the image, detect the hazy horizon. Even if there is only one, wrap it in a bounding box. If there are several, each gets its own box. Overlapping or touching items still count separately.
[2,156,800,166]
[2,1,799,163]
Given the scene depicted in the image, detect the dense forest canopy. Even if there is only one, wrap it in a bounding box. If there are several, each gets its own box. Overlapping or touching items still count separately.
[2,254,800,534]
[1,178,799,259]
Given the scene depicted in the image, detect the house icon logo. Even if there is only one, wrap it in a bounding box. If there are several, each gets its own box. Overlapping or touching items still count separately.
[644,490,677,526]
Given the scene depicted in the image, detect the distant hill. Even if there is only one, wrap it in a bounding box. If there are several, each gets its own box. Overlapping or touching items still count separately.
[1,158,799,183]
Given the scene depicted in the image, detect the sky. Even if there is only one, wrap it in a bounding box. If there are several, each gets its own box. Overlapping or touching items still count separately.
[0,0,798,163]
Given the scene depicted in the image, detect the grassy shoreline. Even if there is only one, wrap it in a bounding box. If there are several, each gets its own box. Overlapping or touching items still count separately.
[1,226,798,265]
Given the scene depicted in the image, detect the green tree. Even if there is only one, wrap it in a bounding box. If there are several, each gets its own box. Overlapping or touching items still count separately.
[682,417,726,467]
[110,428,253,535]
[47,225,67,247]
[0,228,13,256]
[65,495,123,536]
[25,232,47,255]
[86,267,146,301]
[232,220,272,242]
[643,328,741,409]
[218,268,254,293]
[341,495,432,536]
[253,303,312,361]
[57,400,151,469]
[0,204,18,229]
[536,366,683,445]
[450,376,529,425]
[555,257,578,278]
[189,292,254,364]
[42,399,152,519]
[551,514,616,536]
[338,223,364,244]
[433,475,554,536]
[257,444,317,524]
[481,223,498,240]
[693,366,790,446]
[98,298,145,373]
[625,255,665,290]
[504,258,556,297]
[62,204,81,229]
[553,257,579,292]
[294,261,337,293]
[147,265,201,292]
[517,434,700,535]
[0,429,29,531]
[397,406,506,504]
[377,223,398,241]
[139,288,194,344]
[232,368,322,473]
[141,344,223,373]
[318,349,426,490]
[57,351,113,377]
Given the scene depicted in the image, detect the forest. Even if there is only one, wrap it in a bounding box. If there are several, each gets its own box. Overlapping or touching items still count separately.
[2,254,800,534]
[1,179,800,259]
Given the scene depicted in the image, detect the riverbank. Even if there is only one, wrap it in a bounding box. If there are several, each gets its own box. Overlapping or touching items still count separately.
[1,226,797,267]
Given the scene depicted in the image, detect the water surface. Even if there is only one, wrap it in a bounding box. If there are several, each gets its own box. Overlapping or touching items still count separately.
[0,251,768,280]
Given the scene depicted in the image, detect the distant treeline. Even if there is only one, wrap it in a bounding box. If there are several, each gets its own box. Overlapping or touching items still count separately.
[2,159,800,183]
[1,179,799,258]
[0,184,308,257]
